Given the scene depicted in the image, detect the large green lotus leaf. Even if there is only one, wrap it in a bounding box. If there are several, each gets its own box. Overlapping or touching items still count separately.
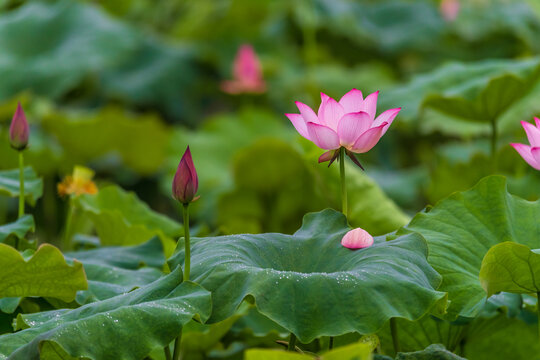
[423,67,540,123]
[0,167,43,205]
[74,185,180,255]
[100,38,201,122]
[0,244,87,302]
[396,344,465,360]
[463,312,540,360]
[400,175,540,319]
[169,209,446,343]
[0,1,137,101]
[380,58,540,123]
[42,106,171,175]
[65,235,165,270]
[479,242,540,297]
[0,215,34,243]
[63,237,165,305]
[0,270,211,360]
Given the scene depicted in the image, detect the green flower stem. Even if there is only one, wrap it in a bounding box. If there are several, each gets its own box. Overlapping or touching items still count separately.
[183,203,191,282]
[18,152,24,219]
[172,329,183,360]
[339,147,347,217]
[62,197,75,251]
[490,118,498,171]
[390,317,400,354]
[164,346,172,360]
[537,292,540,344]
[329,336,334,350]
[288,333,297,351]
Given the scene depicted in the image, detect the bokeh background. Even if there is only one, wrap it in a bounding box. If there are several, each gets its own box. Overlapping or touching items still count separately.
[2,0,540,243]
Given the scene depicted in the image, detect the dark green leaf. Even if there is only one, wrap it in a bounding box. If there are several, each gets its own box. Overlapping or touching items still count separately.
[169,209,446,343]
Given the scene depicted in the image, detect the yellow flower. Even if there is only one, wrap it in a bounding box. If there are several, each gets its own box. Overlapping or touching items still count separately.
[58,166,98,197]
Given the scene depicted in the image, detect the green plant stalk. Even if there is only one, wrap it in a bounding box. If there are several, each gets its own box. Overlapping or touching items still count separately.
[288,333,297,351]
[164,346,172,360]
[339,147,347,217]
[62,197,75,251]
[172,329,182,360]
[390,317,400,354]
[537,292,540,345]
[490,118,498,171]
[183,203,191,282]
[18,152,24,219]
[329,336,334,350]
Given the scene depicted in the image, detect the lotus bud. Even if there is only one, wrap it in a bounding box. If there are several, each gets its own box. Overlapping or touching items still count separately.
[9,102,29,151]
[341,228,374,249]
[172,146,199,204]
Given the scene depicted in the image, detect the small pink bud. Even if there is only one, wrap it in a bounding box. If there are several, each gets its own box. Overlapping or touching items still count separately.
[172,146,199,204]
[9,102,29,151]
[341,228,374,250]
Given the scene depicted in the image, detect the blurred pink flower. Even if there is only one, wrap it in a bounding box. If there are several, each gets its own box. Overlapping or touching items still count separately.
[172,146,199,204]
[285,89,400,167]
[511,118,540,170]
[221,44,266,94]
[341,228,374,250]
[440,0,460,22]
[9,102,29,151]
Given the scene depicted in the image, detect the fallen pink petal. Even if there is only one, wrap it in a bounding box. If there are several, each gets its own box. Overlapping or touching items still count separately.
[341,228,374,250]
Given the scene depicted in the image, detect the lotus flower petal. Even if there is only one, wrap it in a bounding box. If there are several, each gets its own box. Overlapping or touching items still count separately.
[285,113,310,140]
[532,147,540,166]
[337,112,372,147]
[318,93,331,121]
[339,88,364,113]
[359,91,379,120]
[341,228,374,249]
[372,108,401,135]
[535,117,540,128]
[521,120,540,147]
[295,101,319,124]
[350,123,387,153]
[306,122,340,150]
[318,97,344,130]
[511,143,540,170]
[9,102,29,151]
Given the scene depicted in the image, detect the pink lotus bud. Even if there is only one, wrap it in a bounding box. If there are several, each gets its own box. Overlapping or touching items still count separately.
[511,118,540,170]
[9,102,29,151]
[341,228,374,250]
[221,44,266,94]
[440,0,460,22]
[172,146,199,204]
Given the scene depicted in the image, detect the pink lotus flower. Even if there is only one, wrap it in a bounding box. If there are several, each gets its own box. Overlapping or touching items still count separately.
[9,102,29,151]
[286,89,400,167]
[172,146,199,204]
[511,118,540,170]
[440,0,460,22]
[221,44,266,94]
[341,228,374,250]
